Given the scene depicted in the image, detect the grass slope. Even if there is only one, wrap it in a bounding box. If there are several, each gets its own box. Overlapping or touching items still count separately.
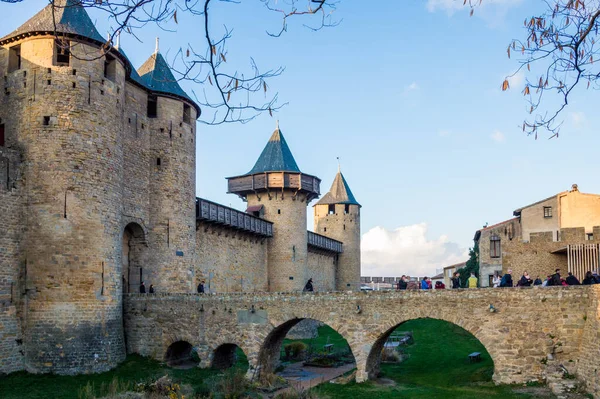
[315,318,547,399]
[0,353,248,399]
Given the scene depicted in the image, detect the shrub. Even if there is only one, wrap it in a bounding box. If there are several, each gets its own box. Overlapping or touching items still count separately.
[284,342,307,360]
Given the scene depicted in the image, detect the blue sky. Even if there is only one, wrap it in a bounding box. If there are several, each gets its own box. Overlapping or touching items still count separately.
[3,0,600,277]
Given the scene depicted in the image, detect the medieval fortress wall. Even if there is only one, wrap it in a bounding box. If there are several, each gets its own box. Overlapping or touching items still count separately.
[0,0,360,376]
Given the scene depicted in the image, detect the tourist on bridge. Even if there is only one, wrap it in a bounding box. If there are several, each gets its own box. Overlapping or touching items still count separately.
[533,276,543,286]
[197,280,205,294]
[519,272,533,287]
[303,278,314,292]
[583,271,597,285]
[139,281,146,294]
[492,271,502,288]
[421,278,430,290]
[434,281,445,289]
[149,284,155,294]
[548,269,562,286]
[467,273,478,288]
[451,272,461,289]
[500,269,513,287]
[566,272,581,286]
[397,276,408,290]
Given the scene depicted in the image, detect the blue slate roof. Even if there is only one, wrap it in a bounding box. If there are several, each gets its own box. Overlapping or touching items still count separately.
[315,170,360,206]
[137,52,194,103]
[247,128,301,175]
[0,0,105,44]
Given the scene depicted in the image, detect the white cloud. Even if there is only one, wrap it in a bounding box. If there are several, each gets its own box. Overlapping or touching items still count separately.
[569,111,586,128]
[361,223,468,278]
[406,82,419,91]
[506,72,524,90]
[427,0,522,13]
[491,130,505,142]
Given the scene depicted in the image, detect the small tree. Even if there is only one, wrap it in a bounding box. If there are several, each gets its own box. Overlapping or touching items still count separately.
[457,242,479,288]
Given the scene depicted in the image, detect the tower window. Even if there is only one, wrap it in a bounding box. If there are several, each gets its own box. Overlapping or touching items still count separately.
[0,124,5,147]
[344,204,350,214]
[8,45,21,72]
[147,95,158,118]
[183,103,191,124]
[104,54,117,81]
[324,227,327,232]
[328,204,335,215]
[277,209,281,215]
[54,40,70,66]
[156,158,161,166]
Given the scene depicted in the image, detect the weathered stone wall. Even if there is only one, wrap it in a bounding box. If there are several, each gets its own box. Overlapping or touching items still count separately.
[314,203,361,291]
[575,285,600,395]
[124,287,595,390]
[501,227,595,282]
[246,191,309,292]
[477,219,521,287]
[196,224,268,293]
[0,146,24,373]
[306,250,336,292]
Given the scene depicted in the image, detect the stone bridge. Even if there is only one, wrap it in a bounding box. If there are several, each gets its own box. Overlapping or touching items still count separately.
[124,286,600,394]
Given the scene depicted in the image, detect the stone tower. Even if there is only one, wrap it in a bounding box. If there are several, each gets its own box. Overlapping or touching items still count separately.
[227,125,320,292]
[314,168,361,290]
[0,0,199,374]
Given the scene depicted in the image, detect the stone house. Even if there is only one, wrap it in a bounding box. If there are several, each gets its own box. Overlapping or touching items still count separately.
[476,184,600,286]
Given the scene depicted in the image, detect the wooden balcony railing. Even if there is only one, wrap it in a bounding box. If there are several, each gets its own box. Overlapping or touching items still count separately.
[307,231,343,253]
[196,197,273,237]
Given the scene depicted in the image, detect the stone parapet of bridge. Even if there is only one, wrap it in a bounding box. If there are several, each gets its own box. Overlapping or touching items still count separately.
[124,286,600,395]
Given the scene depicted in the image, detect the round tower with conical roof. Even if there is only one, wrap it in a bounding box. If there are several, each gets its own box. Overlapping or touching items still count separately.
[227,125,320,292]
[313,168,361,291]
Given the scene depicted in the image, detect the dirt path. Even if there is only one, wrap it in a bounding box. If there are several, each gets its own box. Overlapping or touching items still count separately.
[263,362,355,398]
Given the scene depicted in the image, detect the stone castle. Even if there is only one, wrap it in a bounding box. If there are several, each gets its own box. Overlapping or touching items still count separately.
[0,0,360,375]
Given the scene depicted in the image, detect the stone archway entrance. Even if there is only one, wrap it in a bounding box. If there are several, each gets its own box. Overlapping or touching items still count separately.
[165,341,198,368]
[122,223,146,294]
[212,343,249,370]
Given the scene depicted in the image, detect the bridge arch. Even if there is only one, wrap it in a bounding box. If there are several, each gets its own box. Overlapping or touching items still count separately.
[212,343,249,370]
[256,316,359,380]
[165,340,198,367]
[365,314,499,381]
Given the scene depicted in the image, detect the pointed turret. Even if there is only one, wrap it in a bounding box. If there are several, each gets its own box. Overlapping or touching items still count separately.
[314,168,361,291]
[227,124,321,292]
[247,126,301,175]
[137,50,199,114]
[0,0,105,45]
[315,170,361,207]
[227,124,320,202]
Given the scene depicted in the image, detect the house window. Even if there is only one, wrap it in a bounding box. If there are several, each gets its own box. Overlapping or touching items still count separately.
[8,45,21,72]
[183,103,191,124]
[328,204,335,215]
[147,95,157,118]
[587,233,594,241]
[490,234,501,258]
[54,40,70,66]
[543,206,552,218]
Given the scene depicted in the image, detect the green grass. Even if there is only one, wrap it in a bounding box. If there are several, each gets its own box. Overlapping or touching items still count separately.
[0,353,249,399]
[282,325,351,360]
[314,318,549,399]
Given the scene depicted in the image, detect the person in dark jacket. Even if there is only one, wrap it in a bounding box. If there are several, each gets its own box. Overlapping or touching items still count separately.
[519,272,533,287]
[149,284,155,293]
[500,269,513,287]
[398,276,408,290]
[139,281,146,293]
[533,276,543,286]
[565,272,580,285]
[451,272,461,289]
[303,278,314,292]
[583,271,597,285]
[548,269,561,286]
[197,280,205,294]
